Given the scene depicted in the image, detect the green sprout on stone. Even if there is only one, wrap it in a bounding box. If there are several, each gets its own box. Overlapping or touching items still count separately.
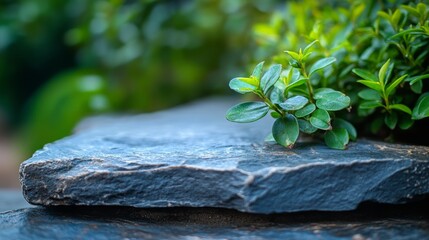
[226,42,356,150]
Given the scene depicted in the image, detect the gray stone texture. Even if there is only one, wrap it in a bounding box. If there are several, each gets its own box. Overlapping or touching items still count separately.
[20,97,429,213]
[1,206,429,240]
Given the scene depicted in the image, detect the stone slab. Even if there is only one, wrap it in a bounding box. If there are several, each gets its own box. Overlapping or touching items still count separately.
[20,97,429,213]
[0,204,429,240]
[0,190,32,213]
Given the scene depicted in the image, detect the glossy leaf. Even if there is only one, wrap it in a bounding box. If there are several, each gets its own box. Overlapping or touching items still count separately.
[286,78,306,91]
[386,74,407,96]
[229,77,258,94]
[298,119,318,134]
[261,64,282,94]
[324,128,349,150]
[310,109,331,130]
[309,57,336,76]
[279,96,308,111]
[399,116,414,130]
[352,69,378,82]
[270,87,286,104]
[332,118,357,141]
[378,59,391,86]
[412,93,429,120]
[408,74,429,85]
[226,102,269,123]
[303,40,318,54]
[357,80,382,92]
[389,104,412,115]
[251,62,265,80]
[272,114,299,148]
[314,88,336,99]
[316,91,350,111]
[295,103,316,118]
[358,89,381,101]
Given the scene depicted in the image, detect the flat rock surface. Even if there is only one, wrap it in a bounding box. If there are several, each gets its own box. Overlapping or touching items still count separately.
[0,190,32,213]
[1,204,429,240]
[20,97,429,213]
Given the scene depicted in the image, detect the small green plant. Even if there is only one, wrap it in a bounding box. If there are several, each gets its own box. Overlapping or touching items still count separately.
[226,42,356,150]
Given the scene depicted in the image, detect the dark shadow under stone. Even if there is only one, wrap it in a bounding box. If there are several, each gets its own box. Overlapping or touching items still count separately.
[1,201,429,240]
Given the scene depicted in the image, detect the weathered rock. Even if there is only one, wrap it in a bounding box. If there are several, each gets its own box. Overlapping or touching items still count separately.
[20,97,429,213]
[1,205,429,240]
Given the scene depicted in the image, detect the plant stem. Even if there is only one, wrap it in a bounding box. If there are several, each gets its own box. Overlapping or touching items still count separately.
[256,91,284,117]
[300,63,314,102]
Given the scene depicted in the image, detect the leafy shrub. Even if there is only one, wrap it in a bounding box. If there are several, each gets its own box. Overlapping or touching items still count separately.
[227,0,429,148]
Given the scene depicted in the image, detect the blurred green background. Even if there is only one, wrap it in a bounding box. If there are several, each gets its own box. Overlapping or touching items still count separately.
[0,0,285,162]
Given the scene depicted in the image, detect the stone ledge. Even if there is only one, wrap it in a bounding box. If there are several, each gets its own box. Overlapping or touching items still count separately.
[19,97,429,213]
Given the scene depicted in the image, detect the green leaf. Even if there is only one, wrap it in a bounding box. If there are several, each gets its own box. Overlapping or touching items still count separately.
[378,59,391,86]
[309,57,336,76]
[359,100,384,109]
[370,117,384,134]
[386,74,407,96]
[332,118,357,141]
[324,128,349,150]
[295,103,316,118]
[314,88,336,99]
[226,102,269,123]
[352,69,378,82]
[411,80,423,94]
[408,74,429,85]
[298,119,318,134]
[261,64,282,94]
[272,114,299,148]
[316,91,350,111]
[265,133,275,142]
[389,104,412,115]
[358,89,381,101]
[279,96,308,111]
[357,80,382,92]
[285,51,300,60]
[303,40,318,54]
[229,77,258,94]
[285,78,306,91]
[251,62,265,80]
[310,109,331,130]
[384,111,398,130]
[399,116,414,130]
[412,93,429,120]
[389,28,424,39]
[270,87,286,104]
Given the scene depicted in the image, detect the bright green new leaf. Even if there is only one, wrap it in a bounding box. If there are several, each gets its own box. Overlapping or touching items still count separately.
[358,89,381,101]
[389,104,412,115]
[316,91,350,111]
[313,88,336,99]
[303,40,318,54]
[412,93,429,119]
[272,114,299,148]
[295,103,316,118]
[386,74,407,96]
[285,51,300,61]
[352,69,378,82]
[384,112,398,130]
[251,62,265,80]
[324,128,349,150]
[261,64,282,94]
[229,77,258,94]
[332,118,357,141]
[357,80,382,92]
[309,57,336,76]
[226,102,269,123]
[270,111,282,118]
[279,96,308,111]
[298,119,318,134]
[310,109,331,130]
[378,59,391,86]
